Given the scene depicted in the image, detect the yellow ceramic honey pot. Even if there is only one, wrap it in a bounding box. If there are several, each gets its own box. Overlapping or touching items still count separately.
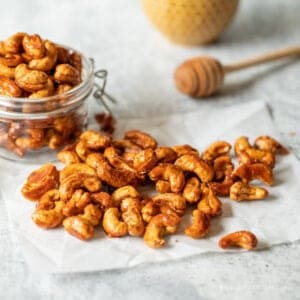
[142,0,239,46]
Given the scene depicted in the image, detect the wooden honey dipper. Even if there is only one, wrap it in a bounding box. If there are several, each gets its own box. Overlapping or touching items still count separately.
[174,46,300,98]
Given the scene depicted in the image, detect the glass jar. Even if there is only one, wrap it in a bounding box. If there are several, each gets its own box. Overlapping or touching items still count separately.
[0,50,94,162]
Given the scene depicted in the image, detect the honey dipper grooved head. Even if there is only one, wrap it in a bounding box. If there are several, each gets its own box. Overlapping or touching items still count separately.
[174,56,225,98]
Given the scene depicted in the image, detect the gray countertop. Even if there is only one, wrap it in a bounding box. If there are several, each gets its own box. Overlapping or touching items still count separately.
[0,0,300,299]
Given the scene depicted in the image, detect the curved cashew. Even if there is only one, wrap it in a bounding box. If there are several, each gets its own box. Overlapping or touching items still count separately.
[182,176,202,203]
[59,173,101,201]
[62,189,91,217]
[75,141,93,161]
[0,53,23,67]
[22,34,45,59]
[0,76,22,97]
[219,230,257,250]
[3,32,26,54]
[121,197,144,236]
[57,144,81,165]
[32,189,64,229]
[171,144,199,157]
[54,63,81,85]
[155,180,171,193]
[234,136,251,155]
[63,203,102,240]
[213,155,234,182]
[59,163,97,182]
[80,130,111,150]
[143,213,181,248]
[233,163,273,186]
[149,163,185,193]
[175,154,214,183]
[0,63,16,78]
[21,163,59,201]
[124,130,157,149]
[152,193,186,216]
[112,185,139,207]
[237,148,275,169]
[90,192,113,211]
[202,141,232,162]
[29,78,54,98]
[155,146,177,163]
[141,199,160,223]
[197,185,222,217]
[15,63,48,92]
[230,182,268,201]
[102,207,128,237]
[254,135,289,155]
[86,153,137,188]
[28,41,57,71]
[133,148,158,173]
[185,210,210,239]
[15,128,46,150]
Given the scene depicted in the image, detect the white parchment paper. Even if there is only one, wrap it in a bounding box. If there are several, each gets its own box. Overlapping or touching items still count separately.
[1,101,300,273]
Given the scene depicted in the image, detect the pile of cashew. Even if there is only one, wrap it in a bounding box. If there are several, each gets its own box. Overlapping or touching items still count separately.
[0,32,84,157]
[21,129,289,249]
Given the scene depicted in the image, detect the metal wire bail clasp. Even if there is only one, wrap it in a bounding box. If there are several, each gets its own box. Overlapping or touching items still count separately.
[92,63,117,115]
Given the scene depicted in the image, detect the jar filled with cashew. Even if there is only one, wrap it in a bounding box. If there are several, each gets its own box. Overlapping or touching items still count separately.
[0,32,94,161]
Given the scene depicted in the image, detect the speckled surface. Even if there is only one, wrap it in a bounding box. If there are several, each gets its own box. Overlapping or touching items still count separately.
[0,0,300,299]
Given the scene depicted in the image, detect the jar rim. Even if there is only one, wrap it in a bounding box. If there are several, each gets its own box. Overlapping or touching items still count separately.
[0,45,94,104]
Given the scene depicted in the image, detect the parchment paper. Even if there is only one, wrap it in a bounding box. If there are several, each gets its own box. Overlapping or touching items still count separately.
[1,100,300,273]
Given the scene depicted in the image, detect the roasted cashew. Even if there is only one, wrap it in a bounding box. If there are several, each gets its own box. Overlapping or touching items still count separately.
[59,173,101,201]
[237,148,275,169]
[230,182,268,201]
[32,189,64,229]
[62,189,91,217]
[21,163,59,201]
[213,155,234,182]
[152,193,186,216]
[197,185,222,217]
[155,146,177,163]
[143,213,181,248]
[121,197,144,236]
[22,34,45,59]
[202,141,231,162]
[155,180,171,193]
[102,207,128,237]
[0,53,23,67]
[29,78,54,98]
[90,192,113,211]
[80,130,111,150]
[133,148,158,173]
[0,128,24,156]
[0,63,16,78]
[175,154,214,183]
[0,76,22,97]
[233,163,273,186]
[124,130,157,149]
[185,210,210,239]
[57,144,81,165]
[234,136,251,155]
[60,163,97,182]
[15,128,46,150]
[171,144,199,157]
[3,32,26,53]
[218,230,257,250]
[86,153,137,188]
[54,63,81,85]
[112,185,139,207]
[149,163,185,193]
[254,135,289,155]
[15,63,48,92]
[63,203,102,241]
[182,176,202,203]
[141,199,160,223]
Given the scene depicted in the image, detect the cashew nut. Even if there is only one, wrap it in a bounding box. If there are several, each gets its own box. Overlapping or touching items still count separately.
[182,176,202,203]
[202,141,232,162]
[124,130,157,149]
[254,135,289,155]
[230,182,268,201]
[219,230,257,250]
[102,207,128,237]
[185,210,210,239]
[197,185,222,217]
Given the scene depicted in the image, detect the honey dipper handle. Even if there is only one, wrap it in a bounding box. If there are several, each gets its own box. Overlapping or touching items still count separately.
[223,46,300,73]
